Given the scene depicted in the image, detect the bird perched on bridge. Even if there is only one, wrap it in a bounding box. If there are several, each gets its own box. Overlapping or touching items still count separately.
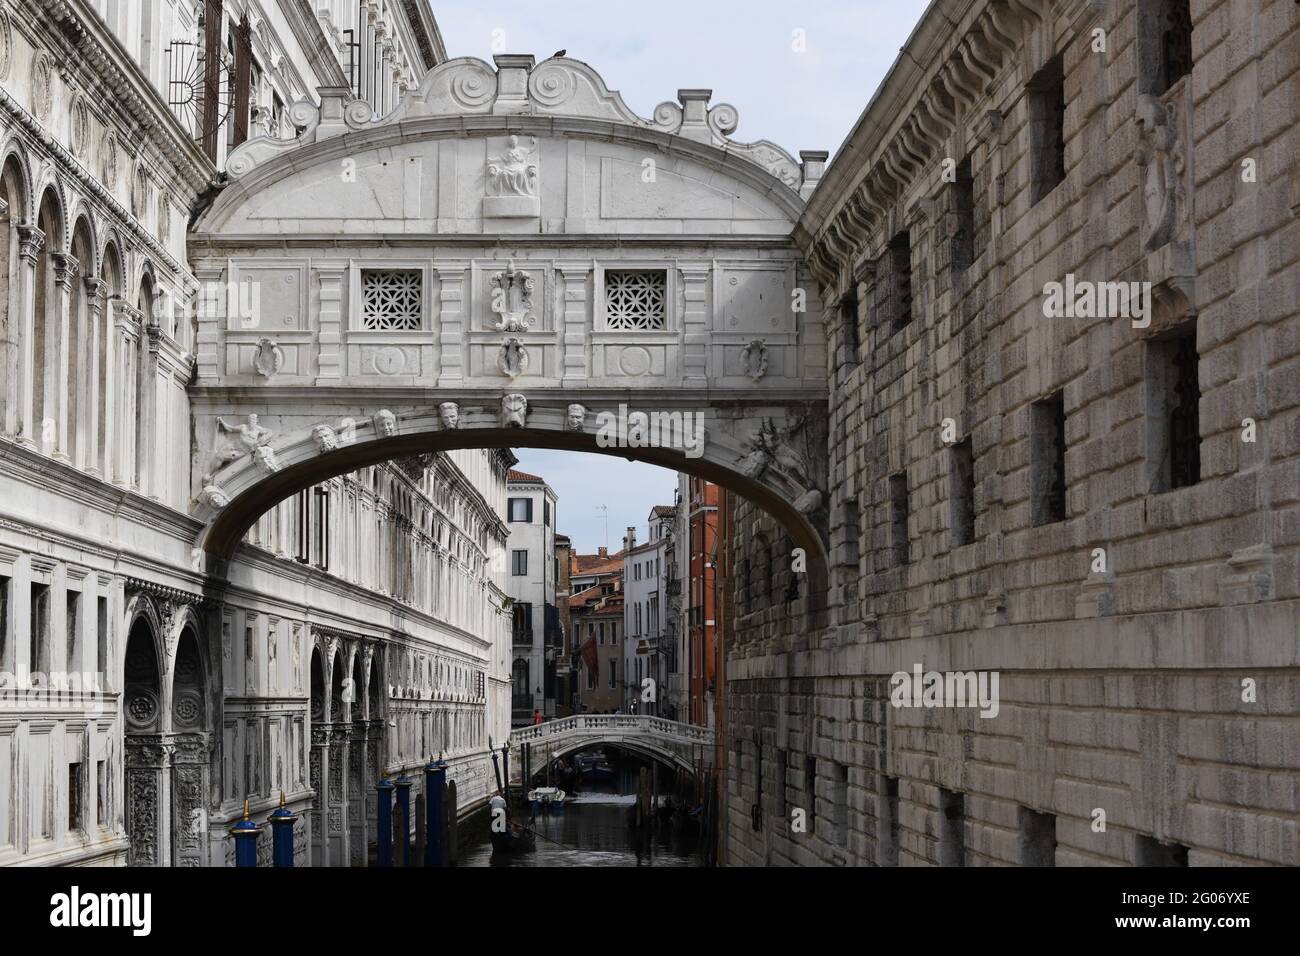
[551,49,567,59]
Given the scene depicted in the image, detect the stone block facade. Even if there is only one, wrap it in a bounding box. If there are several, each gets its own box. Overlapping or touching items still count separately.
[725,0,1300,866]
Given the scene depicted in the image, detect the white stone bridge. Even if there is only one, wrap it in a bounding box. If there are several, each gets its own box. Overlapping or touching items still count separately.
[183,53,832,580]
[507,715,715,783]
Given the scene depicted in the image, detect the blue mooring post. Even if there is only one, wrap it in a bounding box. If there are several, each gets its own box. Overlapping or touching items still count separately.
[394,776,413,867]
[376,773,395,867]
[424,755,448,867]
[231,799,261,868]
[269,791,296,867]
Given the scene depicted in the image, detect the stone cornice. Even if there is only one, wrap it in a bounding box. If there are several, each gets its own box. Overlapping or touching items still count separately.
[0,86,191,276]
[796,0,1054,288]
[31,0,216,196]
[277,0,350,91]
[188,234,802,253]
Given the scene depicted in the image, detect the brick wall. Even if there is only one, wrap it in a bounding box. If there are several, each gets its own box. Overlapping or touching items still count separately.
[726,0,1300,866]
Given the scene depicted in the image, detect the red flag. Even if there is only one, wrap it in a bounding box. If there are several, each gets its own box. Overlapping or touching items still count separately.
[580,635,598,671]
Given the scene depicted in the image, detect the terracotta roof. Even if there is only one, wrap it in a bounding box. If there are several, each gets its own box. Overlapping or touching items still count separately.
[507,468,544,482]
[568,585,601,609]
[573,551,624,575]
[651,505,676,518]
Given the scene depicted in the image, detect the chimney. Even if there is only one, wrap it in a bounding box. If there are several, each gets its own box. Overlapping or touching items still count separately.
[624,526,637,552]
[598,547,608,559]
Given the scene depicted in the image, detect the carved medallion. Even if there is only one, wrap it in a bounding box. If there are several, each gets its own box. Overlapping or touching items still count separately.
[497,337,530,379]
[31,53,53,120]
[0,9,12,81]
[742,339,769,382]
[253,337,285,377]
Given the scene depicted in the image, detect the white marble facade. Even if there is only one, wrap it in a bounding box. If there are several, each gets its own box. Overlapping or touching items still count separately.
[0,0,515,868]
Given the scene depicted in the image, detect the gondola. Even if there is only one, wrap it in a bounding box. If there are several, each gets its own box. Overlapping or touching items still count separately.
[489,823,537,853]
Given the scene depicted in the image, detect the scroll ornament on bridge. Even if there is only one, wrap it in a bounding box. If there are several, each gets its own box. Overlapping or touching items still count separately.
[490,260,536,332]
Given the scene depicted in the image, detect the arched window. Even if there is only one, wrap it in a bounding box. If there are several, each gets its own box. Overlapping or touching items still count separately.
[33,188,64,456]
[0,156,29,437]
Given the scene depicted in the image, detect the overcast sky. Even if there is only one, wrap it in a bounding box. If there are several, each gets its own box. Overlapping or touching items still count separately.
[435,2,927,553]
[429,0,928,160]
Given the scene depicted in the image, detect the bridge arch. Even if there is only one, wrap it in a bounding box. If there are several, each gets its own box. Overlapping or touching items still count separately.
[194,404,827,570]
[532,740,697,779]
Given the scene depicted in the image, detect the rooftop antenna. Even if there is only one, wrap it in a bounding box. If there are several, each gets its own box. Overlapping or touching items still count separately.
[597,504,608,552]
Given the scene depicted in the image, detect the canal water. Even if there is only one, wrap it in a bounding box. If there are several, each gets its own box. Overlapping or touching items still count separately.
[458,774,706,867]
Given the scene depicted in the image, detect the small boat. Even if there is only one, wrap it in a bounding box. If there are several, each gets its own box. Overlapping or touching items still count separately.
[489,823,536,853]
[528,787,567,813]
[575,754,614,782]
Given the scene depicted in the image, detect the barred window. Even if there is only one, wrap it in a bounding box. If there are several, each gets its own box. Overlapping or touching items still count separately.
[604,270,667,330]
[361,269,423,330]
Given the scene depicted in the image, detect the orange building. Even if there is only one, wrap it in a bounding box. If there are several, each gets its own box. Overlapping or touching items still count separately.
[685,477,720,727]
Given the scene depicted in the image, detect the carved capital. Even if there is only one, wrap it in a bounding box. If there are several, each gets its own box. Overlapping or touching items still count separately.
[83,276,106,307]
[16,224,45,263]
[51,252,80,288]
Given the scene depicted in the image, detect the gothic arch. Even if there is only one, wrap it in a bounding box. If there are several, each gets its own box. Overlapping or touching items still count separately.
[122,597,164,733]
[170,624,208,735]
[32,173,67,247]
[99,229,127,288]
[69,206,98,272]
[329,644,345,722]
[0,145,30,221]
[309,644,325,723]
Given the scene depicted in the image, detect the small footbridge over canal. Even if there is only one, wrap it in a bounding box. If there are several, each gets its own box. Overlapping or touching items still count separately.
[506,715,715,784]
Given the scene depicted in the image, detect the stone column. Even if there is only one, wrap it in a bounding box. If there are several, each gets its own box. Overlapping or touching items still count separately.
[558,263,589,383]
[310,725,329,866]
[116,306,142,489]
[100,295,117,483]
[328,724,350,864]
[315,261,347,382]
[349,725,367,864]
[50,252,79,461]
[192,266,223,383]
[125,739,168,866]
[12,225,43,445]
[137,323,162,499]
[435,264,467,385]
[83,277,105,477]
[679,265,710,387]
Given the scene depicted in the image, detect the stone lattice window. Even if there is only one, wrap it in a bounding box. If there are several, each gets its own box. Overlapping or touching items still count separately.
[604,270,667,330]
[361,269,423,330]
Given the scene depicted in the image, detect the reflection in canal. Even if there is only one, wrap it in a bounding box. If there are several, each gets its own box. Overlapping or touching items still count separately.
[459,757,707,867]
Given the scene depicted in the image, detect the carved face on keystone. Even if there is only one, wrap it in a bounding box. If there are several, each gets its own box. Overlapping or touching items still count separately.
[566,404,586,431]
[439,402,460,430]
[312,424,337,451]
[374,410,397,437]
[501,394,528,428]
